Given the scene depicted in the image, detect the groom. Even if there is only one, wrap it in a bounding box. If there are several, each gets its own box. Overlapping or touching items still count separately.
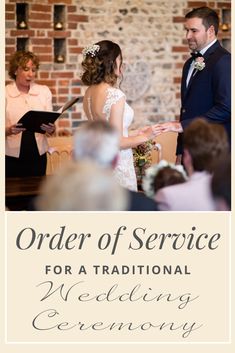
[160,6,231,163]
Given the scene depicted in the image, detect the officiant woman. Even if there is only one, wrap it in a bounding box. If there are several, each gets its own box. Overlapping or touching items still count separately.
[5,51,55,177]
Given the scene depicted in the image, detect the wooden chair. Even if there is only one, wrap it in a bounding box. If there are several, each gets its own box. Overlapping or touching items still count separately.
[46,136,73,175]
[154,132,177,163]
[151,142,162,164]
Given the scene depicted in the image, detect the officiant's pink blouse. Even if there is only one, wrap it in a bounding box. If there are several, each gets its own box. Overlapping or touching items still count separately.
[5,81,52,158]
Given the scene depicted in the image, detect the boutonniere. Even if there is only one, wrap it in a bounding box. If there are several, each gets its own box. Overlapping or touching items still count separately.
[194,57,205,71]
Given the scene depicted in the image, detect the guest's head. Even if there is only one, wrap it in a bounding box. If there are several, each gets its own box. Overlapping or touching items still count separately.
[35,161,128,211]
[73,120,119,168]
[185,7,219,52]
[81,40,123,86]
[142,159,187,199]
[211,155,231,211]
[8,50,39,81]
[183,118,229,175]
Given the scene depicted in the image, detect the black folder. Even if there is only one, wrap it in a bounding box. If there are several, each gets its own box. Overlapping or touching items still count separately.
[17,96,80,133]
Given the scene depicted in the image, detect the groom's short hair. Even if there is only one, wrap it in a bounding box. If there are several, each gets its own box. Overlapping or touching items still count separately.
[185,7,219,35]
[73,120,119,167]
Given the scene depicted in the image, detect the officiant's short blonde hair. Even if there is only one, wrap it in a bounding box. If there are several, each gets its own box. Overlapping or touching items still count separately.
[8,51,39,80]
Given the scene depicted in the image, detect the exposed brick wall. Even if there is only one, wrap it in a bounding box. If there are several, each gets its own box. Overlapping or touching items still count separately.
[5,0,231,135]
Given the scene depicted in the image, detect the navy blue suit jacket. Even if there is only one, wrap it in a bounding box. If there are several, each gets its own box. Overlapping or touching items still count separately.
[177,40,231,155]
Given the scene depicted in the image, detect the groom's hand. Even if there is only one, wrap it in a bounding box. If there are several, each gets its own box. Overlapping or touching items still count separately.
[159,121,183,133]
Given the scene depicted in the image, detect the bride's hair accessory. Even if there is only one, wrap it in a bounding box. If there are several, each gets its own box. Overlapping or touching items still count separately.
[142,159,188,198]
[82,44,100,58]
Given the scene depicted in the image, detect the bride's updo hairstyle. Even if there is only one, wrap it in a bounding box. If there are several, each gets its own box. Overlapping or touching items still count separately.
[81,40,122,86]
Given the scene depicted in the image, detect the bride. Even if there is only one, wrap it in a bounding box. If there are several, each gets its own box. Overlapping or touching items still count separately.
[81,40,161,191]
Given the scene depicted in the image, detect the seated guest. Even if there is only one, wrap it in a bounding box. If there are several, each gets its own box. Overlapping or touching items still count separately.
[155,118,229,211]
[142,159,187,199]
[73,120,158,211]
[211,156,231,211]
[5,51,55,177]
[73,120,120,168]
[35,161,128,211]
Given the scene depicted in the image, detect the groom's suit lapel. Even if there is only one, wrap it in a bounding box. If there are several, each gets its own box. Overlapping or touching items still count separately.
[182,40,220,101]
[182,59,193,100]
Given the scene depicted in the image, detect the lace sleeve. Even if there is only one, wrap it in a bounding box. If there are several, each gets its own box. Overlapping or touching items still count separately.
[103,88,125,120]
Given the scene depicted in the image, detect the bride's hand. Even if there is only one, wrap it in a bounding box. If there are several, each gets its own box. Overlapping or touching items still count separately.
[143,124,164,139]
[152,124,166,136]
[138,126,150,133]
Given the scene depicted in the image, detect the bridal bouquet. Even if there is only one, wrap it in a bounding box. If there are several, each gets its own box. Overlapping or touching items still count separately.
[133,140,154,183]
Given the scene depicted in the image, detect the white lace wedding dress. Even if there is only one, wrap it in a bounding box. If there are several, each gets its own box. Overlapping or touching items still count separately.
[103,87,137,191]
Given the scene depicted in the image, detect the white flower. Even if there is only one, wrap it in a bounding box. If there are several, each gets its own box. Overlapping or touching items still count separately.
[194,57,205,71]
[142,159,188,198]
[82,44,100,58]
